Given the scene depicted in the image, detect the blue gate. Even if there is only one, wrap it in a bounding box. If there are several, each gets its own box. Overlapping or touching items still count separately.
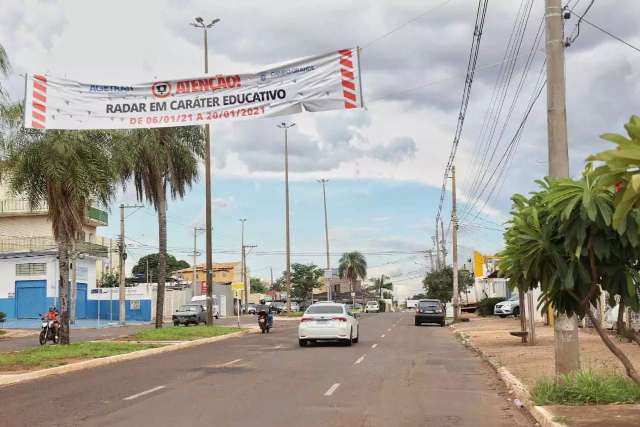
[76,283,87,319]
[15,280,48,319]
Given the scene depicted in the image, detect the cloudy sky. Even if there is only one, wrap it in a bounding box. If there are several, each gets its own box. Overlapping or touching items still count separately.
[2,0,639,300]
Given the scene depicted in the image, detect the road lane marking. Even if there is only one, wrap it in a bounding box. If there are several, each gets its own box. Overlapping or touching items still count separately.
[324,383,341,396]
[354,355,366,365]
[221,358,243,367]
[387,328,392,331]
[381,334,386,338]
[371,343,378,349]
[123,385,166,401]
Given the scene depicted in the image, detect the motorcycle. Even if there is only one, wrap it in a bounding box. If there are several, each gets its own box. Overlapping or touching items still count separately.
[257,310,272,334]
[39,316,60,345]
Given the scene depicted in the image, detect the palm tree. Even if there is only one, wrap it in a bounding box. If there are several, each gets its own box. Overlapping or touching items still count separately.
[0,43,10,99]
[0,104,117,344]
[115,127,204,328]
[338,251,367,307]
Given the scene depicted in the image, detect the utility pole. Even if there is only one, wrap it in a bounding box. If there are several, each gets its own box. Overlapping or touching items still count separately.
[427,250,434,273]
[118,203,143,325]
[318,178,331,301]
[190,17,220,326]
[440,218,446,267]
[545,0,579,375]
[192,227,205,297]
[240,218,247,313]
[451,165,460,321]
[146,258,149,284]
[277,122,295,312]
[243,244,257,312]
[435,225,441,271]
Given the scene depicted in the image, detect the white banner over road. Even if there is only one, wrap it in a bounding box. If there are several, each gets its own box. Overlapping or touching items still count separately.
[24,48,363,130]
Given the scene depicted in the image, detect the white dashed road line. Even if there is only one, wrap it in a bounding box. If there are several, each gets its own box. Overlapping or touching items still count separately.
[221,358,243,367]
[380,334,385,338]
[354,355,365,365]
[387,328,391,332]
[123,385,166,401]
[324,383,341,396]
[371,343,378,349]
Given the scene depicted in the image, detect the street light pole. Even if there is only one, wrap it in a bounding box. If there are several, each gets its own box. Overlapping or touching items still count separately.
[277,122,295,312]
[192,227,205,297]
[239,218,247,313]
[190,17,220,326]
[317,178,331,301]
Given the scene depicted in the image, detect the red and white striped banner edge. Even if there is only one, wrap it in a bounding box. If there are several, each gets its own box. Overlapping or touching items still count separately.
[30,74,48,129]
[338,48,362,109]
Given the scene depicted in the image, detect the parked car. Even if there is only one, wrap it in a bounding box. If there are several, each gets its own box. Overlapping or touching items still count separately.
[298,302,359,346]
[173,304,207,326]
[494,294,520,318]
[415,299,445,327]
[283,301,300,312]
[247,304,257,314]
[270,301,285,314]
[190,296,220,319]
[365,301,380,313]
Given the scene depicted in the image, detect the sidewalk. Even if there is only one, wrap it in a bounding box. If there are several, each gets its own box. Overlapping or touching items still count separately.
[0,315,256,352]
[453,316,640,427]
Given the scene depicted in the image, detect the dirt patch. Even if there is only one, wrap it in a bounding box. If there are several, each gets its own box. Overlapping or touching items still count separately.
[454,316,640,389]
[0,329,38,339]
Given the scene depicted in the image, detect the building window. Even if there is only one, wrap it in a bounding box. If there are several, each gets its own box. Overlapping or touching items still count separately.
[16,262,47,276]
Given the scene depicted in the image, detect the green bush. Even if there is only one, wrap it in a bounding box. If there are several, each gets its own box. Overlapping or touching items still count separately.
[531,371,640,405]
[477,297,505,316]
[0,312,5,322]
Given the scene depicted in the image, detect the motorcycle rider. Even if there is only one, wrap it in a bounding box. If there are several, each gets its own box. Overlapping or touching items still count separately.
[45,306,60,334]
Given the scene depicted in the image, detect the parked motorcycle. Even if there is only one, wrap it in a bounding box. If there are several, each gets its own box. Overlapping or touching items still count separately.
[39,316,60,345]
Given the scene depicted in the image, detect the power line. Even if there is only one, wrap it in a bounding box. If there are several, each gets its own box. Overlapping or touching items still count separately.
[568,10,640,54]
[362,0,456,49]
[434,0,489,229]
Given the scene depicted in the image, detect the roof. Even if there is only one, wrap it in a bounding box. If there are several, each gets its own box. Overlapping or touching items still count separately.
[174,262,241,273]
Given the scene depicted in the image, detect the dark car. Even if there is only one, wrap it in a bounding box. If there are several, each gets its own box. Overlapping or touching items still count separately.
[172,304,207,326]
[415,299,446,327]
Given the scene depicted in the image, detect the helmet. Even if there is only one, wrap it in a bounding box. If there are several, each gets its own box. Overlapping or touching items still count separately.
[49,306,56,311]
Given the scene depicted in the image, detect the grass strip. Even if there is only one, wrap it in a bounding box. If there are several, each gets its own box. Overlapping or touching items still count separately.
[130,325,242,341]
[278,312,304,317]
[0,341,157,370]
[531,371,640,405]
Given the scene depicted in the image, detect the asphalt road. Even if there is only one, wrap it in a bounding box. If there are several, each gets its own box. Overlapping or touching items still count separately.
[0,312,532,427]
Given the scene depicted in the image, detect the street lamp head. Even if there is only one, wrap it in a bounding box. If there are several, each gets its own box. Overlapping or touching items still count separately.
[208,18,221,27]
[195,16,204,23]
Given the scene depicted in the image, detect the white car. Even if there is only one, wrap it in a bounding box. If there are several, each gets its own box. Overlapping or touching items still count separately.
[365,301,380,313]
[298,302,359,346]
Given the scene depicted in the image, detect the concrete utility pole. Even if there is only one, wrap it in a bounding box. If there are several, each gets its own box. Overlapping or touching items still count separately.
[192,227,205,297]
[427,250,435,273]
[545,0,580,375]
[434,226,441,271]
[318,178,332,301]
[277,122,295,312]
[191,16,220,326]
[451,165,460,321]
[118,203,143,325]
[440,218,446,267]
[239,218,247,312]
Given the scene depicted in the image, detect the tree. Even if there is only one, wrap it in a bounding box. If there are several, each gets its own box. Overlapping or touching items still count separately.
[250,277,267,294]
[115,127,204,328]
[499,164,640,384]
[98,272,119,288]
[367,277,393,299]
[422,267,472,303]
[290,263,323,299]
[0,105,117,344]
[0,43,10,100]
[411,293,429,300]
[338,252,367,304]
[131,253,189,282]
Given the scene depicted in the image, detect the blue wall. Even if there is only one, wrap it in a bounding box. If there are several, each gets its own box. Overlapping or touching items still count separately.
[86,300,152,322]
[0,297,151,321]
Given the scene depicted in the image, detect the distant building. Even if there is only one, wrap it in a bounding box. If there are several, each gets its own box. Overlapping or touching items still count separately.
[173,261,245,297]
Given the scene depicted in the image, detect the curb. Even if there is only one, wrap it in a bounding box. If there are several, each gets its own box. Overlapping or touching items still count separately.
[0,329,255,388]
[453,328,565,427]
